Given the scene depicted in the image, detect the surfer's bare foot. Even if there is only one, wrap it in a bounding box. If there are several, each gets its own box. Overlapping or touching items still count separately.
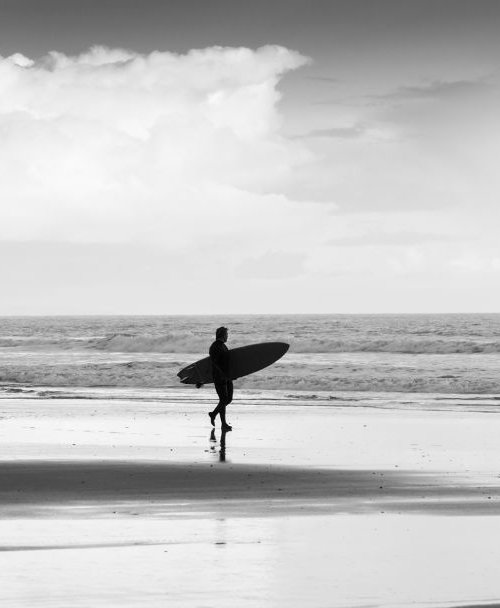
[222,424,232,432]
[208,412,216,426]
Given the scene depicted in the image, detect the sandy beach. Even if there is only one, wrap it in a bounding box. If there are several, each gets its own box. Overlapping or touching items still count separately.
[1,391,500,607]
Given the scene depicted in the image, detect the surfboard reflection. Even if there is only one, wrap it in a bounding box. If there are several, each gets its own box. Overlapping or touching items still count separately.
[209,428,228,463]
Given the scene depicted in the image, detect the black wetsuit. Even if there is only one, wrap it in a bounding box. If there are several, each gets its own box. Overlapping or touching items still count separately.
[209,339,233,413]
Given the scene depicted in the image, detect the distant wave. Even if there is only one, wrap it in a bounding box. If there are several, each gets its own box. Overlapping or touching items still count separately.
[91,333,208,353]
[3,333,500,354]
[291,338,500,354]
[92,335,500,354]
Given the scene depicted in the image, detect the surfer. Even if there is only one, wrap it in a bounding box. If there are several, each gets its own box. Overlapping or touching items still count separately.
[208,326,233,431]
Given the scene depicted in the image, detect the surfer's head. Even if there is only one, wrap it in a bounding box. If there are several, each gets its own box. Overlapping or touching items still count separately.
[216,326,228,342]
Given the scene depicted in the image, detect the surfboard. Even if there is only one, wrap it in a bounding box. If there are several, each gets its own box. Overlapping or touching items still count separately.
[177,342,289,385]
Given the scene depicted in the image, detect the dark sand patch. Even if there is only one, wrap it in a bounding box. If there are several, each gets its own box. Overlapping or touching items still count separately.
[1,460,500,518]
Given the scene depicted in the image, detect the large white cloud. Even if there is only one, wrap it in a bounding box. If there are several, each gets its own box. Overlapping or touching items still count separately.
[3,45,499,314]
[0,45,316,247]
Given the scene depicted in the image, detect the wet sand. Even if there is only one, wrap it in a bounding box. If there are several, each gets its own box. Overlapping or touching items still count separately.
[1,459,500,519]
[1,394,500,606]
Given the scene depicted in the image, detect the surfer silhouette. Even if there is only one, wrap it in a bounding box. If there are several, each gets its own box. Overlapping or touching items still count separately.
[208,326,233,431]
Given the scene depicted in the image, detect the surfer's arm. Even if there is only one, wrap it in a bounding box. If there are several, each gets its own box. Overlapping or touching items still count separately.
[210,345,230,380]
[211,360,230,381]
[219,348,231,379]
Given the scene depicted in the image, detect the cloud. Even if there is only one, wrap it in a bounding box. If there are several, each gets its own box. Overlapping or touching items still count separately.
[286,70,500,214]
[237,251,306,279]
[378,78,492,102]
[369,76,500,142]
[327,231,466,247]
[450,252,500,274]
[305,75,340,84]
[0,45,313,248]
[297,123,367,140]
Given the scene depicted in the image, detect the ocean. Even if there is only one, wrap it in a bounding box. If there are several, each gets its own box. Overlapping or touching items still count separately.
[1,314,500,403]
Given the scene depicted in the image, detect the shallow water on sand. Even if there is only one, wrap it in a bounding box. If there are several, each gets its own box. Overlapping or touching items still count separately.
[2,395,500,472]
[2,515,500,608]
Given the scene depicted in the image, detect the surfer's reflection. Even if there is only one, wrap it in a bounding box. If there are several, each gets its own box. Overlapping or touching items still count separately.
[209,428,228,462]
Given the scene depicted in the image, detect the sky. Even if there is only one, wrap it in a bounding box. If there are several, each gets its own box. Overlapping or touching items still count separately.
[0,0,499,314]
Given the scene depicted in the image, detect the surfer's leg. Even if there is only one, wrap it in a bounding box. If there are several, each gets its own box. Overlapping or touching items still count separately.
[215,382,233,430]
[211,382,232,430]
[210,382,231,431]
[219,382,232,430]
[214,383,227,415]
[210,383,225,425]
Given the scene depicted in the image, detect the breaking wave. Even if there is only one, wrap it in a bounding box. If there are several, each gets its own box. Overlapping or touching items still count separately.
[91,333,208,353]
[92,335,500,354]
